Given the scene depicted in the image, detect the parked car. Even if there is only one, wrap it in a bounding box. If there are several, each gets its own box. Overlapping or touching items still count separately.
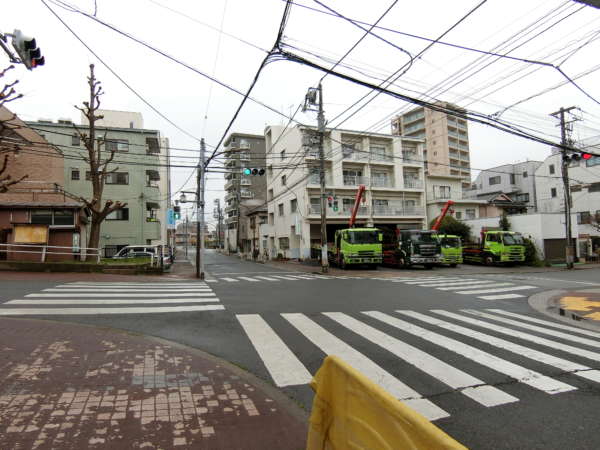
[112,245,171,268]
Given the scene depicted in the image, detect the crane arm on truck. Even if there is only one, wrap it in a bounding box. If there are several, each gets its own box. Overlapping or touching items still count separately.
[348,184,366,228]
[431,200,455,231]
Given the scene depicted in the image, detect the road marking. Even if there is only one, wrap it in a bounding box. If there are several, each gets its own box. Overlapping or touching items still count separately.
[402,278,469,284]
[487,309,600,338]
[205,279,218,282]
[436,283,514,291]
[254,276,279,281]
[237,277,259,282]
[220,278,239,282]
[432,310,600,363]
[45,288,213,293]
[286,275,317,280]
[26,292,215,298]
[236,314,312,387]
[418,281,499,288]
[413,280,493,287]
[271,276,301,281]
[365,311,575,395]
[454,286,536,295]
[399,311,600,385]
[325,312,517,407]
[64,283,208,286]
[7,298,218,305]
[465,310,600,349]
[0,305,226,315]
[478,294,524,300]
[282,313,448,421]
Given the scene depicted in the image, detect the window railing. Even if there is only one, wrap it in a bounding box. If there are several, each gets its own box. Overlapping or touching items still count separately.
[402,151,419,163]
[371,178,393,188]
[371,152,394,162]
[404,178,423,189]
[343,175,367,186]
[372,206,425,216]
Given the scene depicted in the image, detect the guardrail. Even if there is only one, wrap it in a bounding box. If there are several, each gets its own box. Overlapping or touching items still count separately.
[0,243,102,263]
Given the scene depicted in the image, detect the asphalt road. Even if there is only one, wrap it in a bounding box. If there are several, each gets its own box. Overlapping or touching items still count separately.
[2,250,600,449]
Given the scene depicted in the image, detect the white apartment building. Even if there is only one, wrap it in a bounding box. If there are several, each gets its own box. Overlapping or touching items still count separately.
[535,148,600,259]
[263,125,427,259]
[425,174,486,224]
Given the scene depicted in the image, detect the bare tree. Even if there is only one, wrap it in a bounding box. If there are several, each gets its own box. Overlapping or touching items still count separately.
[0,65,28,192]
[73,64,126,250]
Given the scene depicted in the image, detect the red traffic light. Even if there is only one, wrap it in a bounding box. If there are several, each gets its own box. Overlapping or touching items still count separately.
[582,153,593,160]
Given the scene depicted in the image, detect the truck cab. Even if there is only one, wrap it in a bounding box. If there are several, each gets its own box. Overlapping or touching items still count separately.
[330,228,382,269]
[437,234,463,267]
[383,229,442,269]
[463,230,525,265]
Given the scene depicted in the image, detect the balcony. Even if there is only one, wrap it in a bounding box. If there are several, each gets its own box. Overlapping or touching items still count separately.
[404,178,423,189]
[308,205,369,216]
[225,141,250,152]
[240,153,251,161]
[402,110,424,124]
[371,178,393,188]
[372,206,425,216]
[225,192,236,201]
[308,174,333,185]
[240,178,251,186]
[402,151,420,164]
[342,151,368,162]
[371,153,394,163]
[343,175,368,186]
[225,204,237,213]
[225,159,236,167]
[305,148,333,159]
[240,190,254,199]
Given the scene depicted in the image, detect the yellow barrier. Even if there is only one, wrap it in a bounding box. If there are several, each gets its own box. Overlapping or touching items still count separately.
[306,355,467,450]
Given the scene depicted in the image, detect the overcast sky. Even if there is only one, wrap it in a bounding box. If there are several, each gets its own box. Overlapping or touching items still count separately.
[4,0,600,229]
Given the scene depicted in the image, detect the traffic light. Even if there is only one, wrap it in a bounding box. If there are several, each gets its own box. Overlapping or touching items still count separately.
[243,168,265,176]
[174,205,181,220]
[564,151,593,163]
[327,196,333,208]
[333,200,339,212]
[11,30,45,70]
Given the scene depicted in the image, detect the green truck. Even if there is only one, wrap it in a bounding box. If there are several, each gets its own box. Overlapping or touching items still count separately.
[463,228,525,265]
[327,227,383,269]
[437,234,463,267]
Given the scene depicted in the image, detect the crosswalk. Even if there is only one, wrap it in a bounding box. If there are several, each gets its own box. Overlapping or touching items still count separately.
[205,273,358,283]
[237,308,600,421]
[386,276,538,300]
[0,282,224,315]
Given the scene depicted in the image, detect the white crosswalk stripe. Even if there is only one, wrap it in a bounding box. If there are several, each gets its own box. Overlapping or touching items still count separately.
[236,308,600,420]
[0,282,224,316]
[387,276,536,300]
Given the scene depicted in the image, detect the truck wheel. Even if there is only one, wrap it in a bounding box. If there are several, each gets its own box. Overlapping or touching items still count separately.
[424,264,434,270]
[450,263,457,268]
[484,255,494,266]
[398,257,406,269]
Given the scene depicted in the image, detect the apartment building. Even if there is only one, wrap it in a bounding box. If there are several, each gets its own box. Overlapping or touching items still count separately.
[26,110,170,256]
[222,133,266,253]
[263,125,427,259]
[425,174,486,224]
[391,101,471,185]
[535,147,600,259]
[464,160,542,213]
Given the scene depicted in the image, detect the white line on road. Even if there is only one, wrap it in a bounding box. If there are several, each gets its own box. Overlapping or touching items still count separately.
[366,311,575,395]
[220,278,239,282]
[236,314,312,387]
[26,293,216,298]
[254,276,279,281]
[454,286,536,295]
[44,288,213,293]
[237,277,260,282]
[412,280,494,287]
[478,294,525,300]
[436,283,515,291]
[0,305,226,315]
[63,283,207,286]
[432,310,600,363]
[7,298,218,305]
[271,276,301,281]
[325,312,517,407]
[282,313,449,421]
[487,309,600,339]
[399,311,600,384]
[402,278,469,285]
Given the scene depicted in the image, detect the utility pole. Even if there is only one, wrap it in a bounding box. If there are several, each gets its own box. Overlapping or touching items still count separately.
[185,211,189,259]
[303,84,329,272]
[551,106,577,270]
[196,138,206,280]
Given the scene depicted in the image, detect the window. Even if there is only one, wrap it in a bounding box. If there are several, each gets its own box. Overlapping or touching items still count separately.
[281,175,286,186]
[280,150,286,160]
[278,203,284,216]
[434,185,450,199]
[71,134,80,146]
[278,237,289,250]
[106,208,129,221]
[510,174,516,184]
[106,139,129,152]
[549,164,555,175]
[146,137,160,154]
[589,182,600,193]
[586,155,600,167]
[577,212,591,224]
[290,199,297,213]
[489,176,501,185]
[551,187,557,198]
[515,193,530,203]
[342,198,355,212]
[31,209,74,226]
[342,142,355,158]
[466,209,476,220]
[105,172,129,185]
[522,171,528,178]
[455,211,462,219]
[269,213,274,225]
[71,168,80,180]
[372,171,390,187]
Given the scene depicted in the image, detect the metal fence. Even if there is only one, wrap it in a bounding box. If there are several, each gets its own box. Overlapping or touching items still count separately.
[0,243,102,263]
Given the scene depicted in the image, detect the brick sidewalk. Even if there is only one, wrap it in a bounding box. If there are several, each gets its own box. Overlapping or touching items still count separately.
[558,290,600,322]
[0,319,308,449]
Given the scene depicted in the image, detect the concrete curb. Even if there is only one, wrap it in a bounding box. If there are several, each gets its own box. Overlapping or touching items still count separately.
[528,289,600,332]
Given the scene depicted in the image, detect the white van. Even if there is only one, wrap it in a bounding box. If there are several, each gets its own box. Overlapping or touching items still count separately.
[112,245,171,268]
